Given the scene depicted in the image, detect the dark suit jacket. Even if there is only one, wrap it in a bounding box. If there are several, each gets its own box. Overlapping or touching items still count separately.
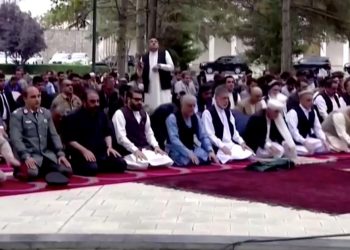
[98,90,124,119]
[0,90,17,112]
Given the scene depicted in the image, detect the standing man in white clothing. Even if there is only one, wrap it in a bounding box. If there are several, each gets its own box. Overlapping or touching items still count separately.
[141,38,174,111]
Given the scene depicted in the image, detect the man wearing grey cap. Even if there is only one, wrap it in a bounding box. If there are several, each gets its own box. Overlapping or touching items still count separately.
[243,99,297,159]
[286,90,329,155]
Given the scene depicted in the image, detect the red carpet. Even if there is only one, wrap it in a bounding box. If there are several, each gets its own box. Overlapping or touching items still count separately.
[0,161,248,197]
[1,153,350,215]
[142,160,350,215]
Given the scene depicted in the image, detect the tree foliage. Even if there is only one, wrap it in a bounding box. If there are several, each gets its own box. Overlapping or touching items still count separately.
[0,2,46,64]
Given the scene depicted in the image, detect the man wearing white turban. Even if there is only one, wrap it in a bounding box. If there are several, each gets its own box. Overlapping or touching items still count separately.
[243,99,297,159]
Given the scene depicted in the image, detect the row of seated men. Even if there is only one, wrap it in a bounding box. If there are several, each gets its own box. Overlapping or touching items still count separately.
[0,75,349,184]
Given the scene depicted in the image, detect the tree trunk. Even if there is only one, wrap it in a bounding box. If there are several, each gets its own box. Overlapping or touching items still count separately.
[136,0,146,59]
[281,0,292,72]
[148,0,158,40]
[117,0,128,76]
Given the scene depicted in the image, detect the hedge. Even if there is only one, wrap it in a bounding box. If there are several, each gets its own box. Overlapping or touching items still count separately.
[0,64,110,75]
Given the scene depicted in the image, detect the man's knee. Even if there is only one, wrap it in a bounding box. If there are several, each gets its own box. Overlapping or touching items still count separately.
[14,164,39,181]
[73,161,98,176]
[107,156,127,172]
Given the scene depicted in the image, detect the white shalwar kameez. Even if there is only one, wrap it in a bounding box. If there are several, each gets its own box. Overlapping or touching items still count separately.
[143,50,174,111]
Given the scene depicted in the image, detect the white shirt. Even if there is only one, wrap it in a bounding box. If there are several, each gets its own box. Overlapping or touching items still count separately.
[0,92,10,120]
[281,85,296,97]
[112,109,159,153]
[229,92,241,109]
[174,80,197,96]
[314,93,346,121]
[332,112,350,145]
[202,105,244,149]
[286,105,326,144]
[148,50,174,74]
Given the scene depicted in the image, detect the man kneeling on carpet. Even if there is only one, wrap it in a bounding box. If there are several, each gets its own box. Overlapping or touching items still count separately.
[322,107,350,152]
[62,89,127,176]
[166,94,219,166]
[10,86,72,185]
[202,85,253,164]
[0,118,20,183]
[286,90,329,155]
[112,87,173,170]
[243,99,297,159]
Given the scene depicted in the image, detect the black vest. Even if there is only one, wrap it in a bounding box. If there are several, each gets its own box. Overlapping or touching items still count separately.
[142,50,172,93]
[314,92,340,123]
[121,107,149,149]
[294,106,315,139]
[209,106,234,140]
[228,91,239,108]
[270,120,284,144]
[343,93,350,106]
[174,112,198,150]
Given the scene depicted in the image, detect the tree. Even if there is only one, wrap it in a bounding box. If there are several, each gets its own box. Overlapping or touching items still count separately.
[116,0,128,76]
[281,0,292,71]
[0,2,46,65]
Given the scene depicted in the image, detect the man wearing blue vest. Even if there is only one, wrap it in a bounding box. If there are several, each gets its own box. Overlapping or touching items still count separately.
[202,85,253,163]
[286,90,329,155]
[166,94,218,166]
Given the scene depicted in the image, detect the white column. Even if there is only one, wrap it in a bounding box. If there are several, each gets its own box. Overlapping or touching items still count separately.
[343,40,349,65]
[230,36,237,56]
[209,35,215,61]
[320,41,327,57]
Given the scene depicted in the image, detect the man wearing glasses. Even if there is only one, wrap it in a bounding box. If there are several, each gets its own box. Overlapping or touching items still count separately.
[112,87,173,170]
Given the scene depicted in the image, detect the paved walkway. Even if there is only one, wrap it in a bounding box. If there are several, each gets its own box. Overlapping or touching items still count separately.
[0,182,349,237]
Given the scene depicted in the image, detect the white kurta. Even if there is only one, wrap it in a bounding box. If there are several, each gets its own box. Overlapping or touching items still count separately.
[202,105,253,164]
[112,109,173,170]
[314,93,346,121]
[286,105,328,155]
[325,112,350,152]
[143,50,174,111]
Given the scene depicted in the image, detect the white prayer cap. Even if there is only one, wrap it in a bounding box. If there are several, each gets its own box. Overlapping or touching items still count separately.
[276,93,287,104]
[267,98,284,111]
[89,72,96,77]
[298,89,313,98]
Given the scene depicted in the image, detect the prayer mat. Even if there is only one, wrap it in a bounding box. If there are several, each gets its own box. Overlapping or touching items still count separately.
[142,159,350,215]
[0,152,349,199]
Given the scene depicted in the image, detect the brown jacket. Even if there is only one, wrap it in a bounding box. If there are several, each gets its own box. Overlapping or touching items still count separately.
[235,98,265,116]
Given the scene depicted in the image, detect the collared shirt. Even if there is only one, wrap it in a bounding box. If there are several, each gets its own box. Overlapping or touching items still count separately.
[174,80,197,96]
[202,104,244,149]
[166,113,212,157]
[112,109,159,153]
[51,93,82,116]
[286,104,326,144]
[229,92,241,109]
[0,91,10,121]
[314,93,346,121]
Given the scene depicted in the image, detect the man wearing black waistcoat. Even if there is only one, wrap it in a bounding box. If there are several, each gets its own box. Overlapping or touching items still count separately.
[112,87,173,170]
[313,77,346,122]
[286,90,329,155]
[141,38,174,111]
